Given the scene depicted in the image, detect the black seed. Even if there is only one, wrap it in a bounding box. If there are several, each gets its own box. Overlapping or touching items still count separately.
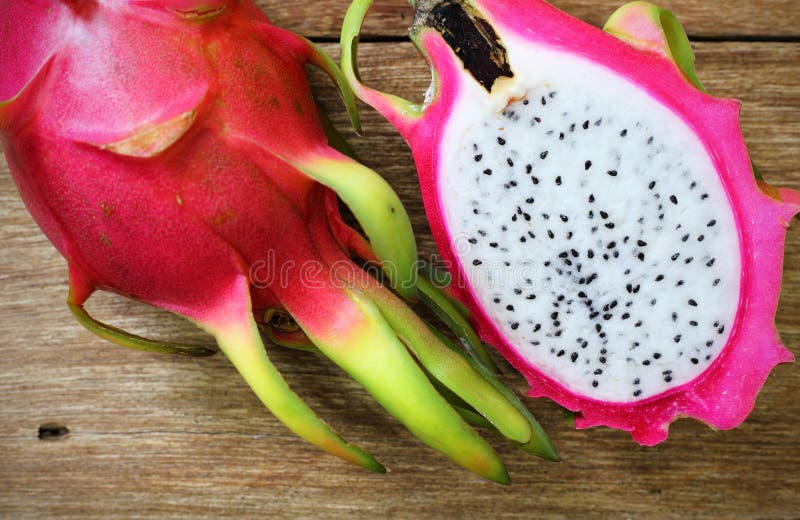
[527,294,537,300]
[670,195,678,204]
[701,193,709,200]
[532,176,540,184]
[511,322,519,330]
[600,211,609,219]
[718,325,726,334]
[607,170,618,177]
[621,129,628,137]
[571,352,579,362]
[591,380,599,388]
[607,241,617,249]
[594,369,603,375]
[589,194,596,203]
[497,137,506,145]
[540,151,549,160]
[534,324,542,332]
[582,120,590,129]
[526,197,534,204]
[468,238,477,244]
[507,158,514,167]
[542,213,550,220]
[622,313,630,320]
[585,160,593,170]
[472,259,483,266]
[708,220,717,227]
[707,259,716,267]
[647,136,654,145]
[713,278,721,287]
[557,350,565,357]
[570,123,576,132]
[559,132,565,141]
[474,154,482,162]
[523,99,529,105]
[698,235,705,242]
[519,236,526,243]
[653,353,662,359]
[674,335,682,343]
[643,360,651,366]
[634,389,642,397]
[648,181,656,190]
[560,214,569,222]
[638,253,645,261]
[483,169,492,176]
[688,299,698,307]
[605,223,615,229]
[672,312,678,322]
[490,242,498,248]
[690,321,698,326]
[548,230,555,239]
[671,253,680,261]
[664,376,673,383]
[493,297,501,304]
[603,313,612,320]
[555,176,562,185]
[656,274,665,282]
[682,234,690,242]
[635,321,643,327]
[587,249,595,258]
[507,305,515,311]
[691,358,699,365]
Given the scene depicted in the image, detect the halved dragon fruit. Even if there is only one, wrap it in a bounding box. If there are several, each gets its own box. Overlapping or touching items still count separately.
[341,0,799,444]
[0,0,558,481]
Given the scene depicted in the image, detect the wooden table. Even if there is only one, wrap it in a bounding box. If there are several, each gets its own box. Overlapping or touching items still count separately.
[1,1,798,517]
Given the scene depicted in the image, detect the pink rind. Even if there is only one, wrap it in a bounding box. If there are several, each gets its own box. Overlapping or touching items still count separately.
[405,0,797,444]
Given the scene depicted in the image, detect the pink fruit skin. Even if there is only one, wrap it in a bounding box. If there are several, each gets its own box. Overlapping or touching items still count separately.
[366,0,799,444]
[1,0,358,327]
[3,1,545,480]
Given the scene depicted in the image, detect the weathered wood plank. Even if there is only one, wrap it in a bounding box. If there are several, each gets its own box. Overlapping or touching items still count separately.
[0,41,798,518]
[258,0,800,39]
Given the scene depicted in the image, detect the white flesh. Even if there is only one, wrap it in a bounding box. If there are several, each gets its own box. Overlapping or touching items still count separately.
[439,39,741,403]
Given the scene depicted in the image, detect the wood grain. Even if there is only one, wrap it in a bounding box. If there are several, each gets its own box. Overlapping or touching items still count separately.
[258,0,800,39]
[1,3,799,518]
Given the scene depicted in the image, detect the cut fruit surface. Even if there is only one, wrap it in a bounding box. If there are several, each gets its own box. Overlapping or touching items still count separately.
[341,0,799,444]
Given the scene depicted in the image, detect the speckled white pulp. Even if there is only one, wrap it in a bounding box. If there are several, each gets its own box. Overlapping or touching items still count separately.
[439,40,741,403]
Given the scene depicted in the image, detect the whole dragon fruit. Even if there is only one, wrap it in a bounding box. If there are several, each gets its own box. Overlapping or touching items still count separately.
[341,0,800,444]
[0,0,558,482]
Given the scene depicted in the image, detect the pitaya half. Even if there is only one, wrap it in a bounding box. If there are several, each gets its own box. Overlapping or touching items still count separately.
[341,0,800,444]
[0,0,558,481]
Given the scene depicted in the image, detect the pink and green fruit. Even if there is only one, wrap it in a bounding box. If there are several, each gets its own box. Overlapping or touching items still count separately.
[342,0,799,444]
[0,0,557,482]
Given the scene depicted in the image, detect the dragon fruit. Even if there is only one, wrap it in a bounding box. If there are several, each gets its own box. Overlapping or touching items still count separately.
[341,0,800,444]
[0,0,559,482]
